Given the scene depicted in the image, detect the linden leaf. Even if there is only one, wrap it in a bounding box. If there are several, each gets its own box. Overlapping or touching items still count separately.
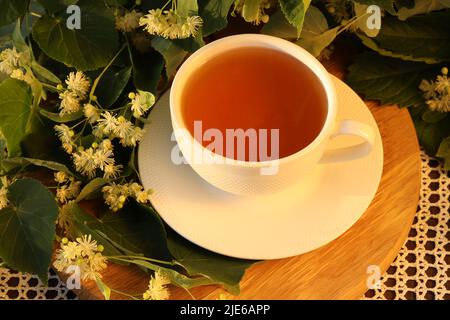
[0,178,58,282]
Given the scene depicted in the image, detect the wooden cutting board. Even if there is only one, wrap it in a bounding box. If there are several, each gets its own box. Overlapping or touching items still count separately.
[65,47,421,300]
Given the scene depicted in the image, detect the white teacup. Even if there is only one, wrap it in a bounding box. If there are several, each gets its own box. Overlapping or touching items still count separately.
[170,34,375,195]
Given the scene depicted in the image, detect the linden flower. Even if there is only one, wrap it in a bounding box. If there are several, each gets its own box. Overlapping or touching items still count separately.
[143,271,170,300]
[232,0,270,25]
[102,182,130,211]
[71,140,119,178]
[56,185,71,203]
[53,235,108,281]
[96,112,145,147]
[54,171,69,184]
[140,9,203,39]
[65,71,90,99]
[116,9,143,32]
[83,103,100,123]
[420,67,450,113]
[54,124,75,154]
[59,90,81,115]
[56,176,81,203]
[76,235,98,257]
[129,91,155,119]
[0,176,10,210]
[92,146,115,171]
[0,47,21,75]
[102,182,151,211]
[103,163,123,180]
[120,126,145,147]
[72,148,97,178]
[182,15,203,37]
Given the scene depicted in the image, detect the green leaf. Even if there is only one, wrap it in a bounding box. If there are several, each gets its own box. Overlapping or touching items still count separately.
[151,37,187,78]
[177,0,200,17]
[129,44,164,93]
[0,178,58,282]
[199,0,235,36]
[123,258,215,290]
[0,139,6,163]
[0,79,32,157]
[173,33,205,52]
[0,0,29,27]
[261,9,297,38]
[1,157,72,174]
[436,137,450,158]
[175,0,206,52]
[76,178,108,202]
[369,10,450,62]
[95,66,132,107]
[79,200,172,261]
[242,0,265,22]
[397,0,450,21]
[32,0,120,71]
[39,109,83,123]
[296,26,339,58]
[37,0,78,13]
[295,5,339,57]
[95,276,111,300]
[66,201,122,256]
[300,6,329,37]
[279,0,311,37]
[12,19,29,53]
[353,0,396,14]
[413,114,450,155]
[346,52,437,108]
[356,33,441,63]
[168,232,256,295]
[422,110,448,123]
[31,61,61,84]
[436,136,450,170]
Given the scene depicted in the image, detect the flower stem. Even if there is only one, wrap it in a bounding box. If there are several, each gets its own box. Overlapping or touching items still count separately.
[89,45,126,103]
[110,288,142,300]
[108,255,176,266]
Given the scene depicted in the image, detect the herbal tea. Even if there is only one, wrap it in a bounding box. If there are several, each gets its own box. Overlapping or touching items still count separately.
[181,46,327,161]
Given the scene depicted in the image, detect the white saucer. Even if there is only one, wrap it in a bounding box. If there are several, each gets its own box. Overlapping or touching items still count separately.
[138,76,383,260]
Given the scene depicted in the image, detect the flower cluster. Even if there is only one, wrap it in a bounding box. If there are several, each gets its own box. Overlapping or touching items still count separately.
[54,171,82,204]
[116,9,143,32]
[72,139,123,179]
[54,235,108,281]
[102,182,152,211]
[420,67,450,113]
[0,47,30,75]
[0,176,11,210]
[142,270,170,300]
[54,124,76,154]
[139,9,203,39]
[59,71,91,116]
[129,90,155,118]
[83,103,101,124]
[95,111,145,147]
[0,47,35,86]
[232,0,271,25]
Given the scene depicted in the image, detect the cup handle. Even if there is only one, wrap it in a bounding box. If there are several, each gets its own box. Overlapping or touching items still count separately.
[319,119,375,164]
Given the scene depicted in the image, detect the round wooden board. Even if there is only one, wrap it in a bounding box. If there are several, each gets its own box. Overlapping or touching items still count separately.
[67,51,421,300]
